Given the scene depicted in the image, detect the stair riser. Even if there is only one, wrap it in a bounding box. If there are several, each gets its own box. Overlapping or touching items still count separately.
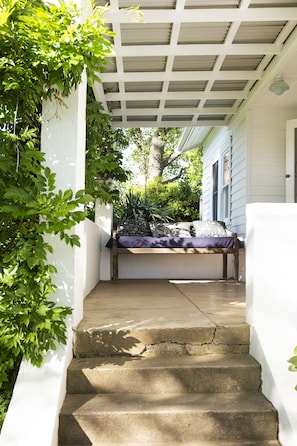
[73,325,250,358]
[59,412,278,444]
[67,367,261,394]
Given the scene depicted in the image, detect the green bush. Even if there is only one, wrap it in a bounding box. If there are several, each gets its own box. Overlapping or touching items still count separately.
[144,179,200,221]
[114,179,200,224]
[114,190,172,222]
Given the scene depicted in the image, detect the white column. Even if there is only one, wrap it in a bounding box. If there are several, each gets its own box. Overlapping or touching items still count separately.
[41,77,87,325]
[246,203,297,446]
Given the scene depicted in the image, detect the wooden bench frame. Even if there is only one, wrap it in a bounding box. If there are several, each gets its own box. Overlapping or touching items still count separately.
[112,230,239,281]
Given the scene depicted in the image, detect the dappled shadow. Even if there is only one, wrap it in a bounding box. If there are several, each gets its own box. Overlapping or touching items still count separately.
[60,392,278,444]
[59,394,93,445]
[116,235,235,249]
[59,280,280,445]
[74,327,142,358]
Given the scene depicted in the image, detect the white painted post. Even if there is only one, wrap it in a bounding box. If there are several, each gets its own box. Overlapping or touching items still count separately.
[95,200,113,280]
[246,203,297,446]
[42,78,87,325]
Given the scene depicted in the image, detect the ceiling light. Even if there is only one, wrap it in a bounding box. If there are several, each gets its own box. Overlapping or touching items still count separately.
[269,77,289,96]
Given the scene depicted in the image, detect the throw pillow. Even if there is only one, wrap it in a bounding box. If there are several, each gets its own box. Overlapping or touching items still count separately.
[117,219,152,236]
[192,220,226,237]
[150,222,192,238]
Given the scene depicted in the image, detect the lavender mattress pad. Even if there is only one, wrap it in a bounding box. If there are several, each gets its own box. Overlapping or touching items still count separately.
[115,236,235,249]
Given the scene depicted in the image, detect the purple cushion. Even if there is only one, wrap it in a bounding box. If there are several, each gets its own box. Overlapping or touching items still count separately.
[116,236,235,249]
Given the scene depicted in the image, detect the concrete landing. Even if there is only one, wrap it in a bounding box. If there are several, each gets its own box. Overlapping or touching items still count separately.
[74,279,248,357]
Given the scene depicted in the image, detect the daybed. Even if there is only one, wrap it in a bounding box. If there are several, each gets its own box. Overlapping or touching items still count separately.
[110,220,240,281]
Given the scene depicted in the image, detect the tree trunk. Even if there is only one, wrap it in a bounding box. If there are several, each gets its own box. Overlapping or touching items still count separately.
[148,132,164,180]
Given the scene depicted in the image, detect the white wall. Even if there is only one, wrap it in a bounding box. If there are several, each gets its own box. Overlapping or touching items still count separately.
[246,108,297,205]
[246,203,297,446]
[202,123,247,238]
[202,127,229,221]
[229,116,247,237]
[84,218,101,295]
[95,200,113,281]
[118,253,236,280]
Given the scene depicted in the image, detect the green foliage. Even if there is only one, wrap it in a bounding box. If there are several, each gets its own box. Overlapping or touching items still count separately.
[114,190,172,223]
[182,146,203,195]
[123,128,152,183]
[124,127,184,183]
[0,0,116,424]
[117,143,202,222]
[144,178,200,221]
[85,89,129,211]
[0,0,114,116]
[288,346,297,390]
[0,388,15,430]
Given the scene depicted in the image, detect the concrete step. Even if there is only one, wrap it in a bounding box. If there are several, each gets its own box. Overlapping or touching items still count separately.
[59,392,278,444]
[73,323,250,357]
[59,443,282,446]
[67,354,261,394]
[59,440,281,446]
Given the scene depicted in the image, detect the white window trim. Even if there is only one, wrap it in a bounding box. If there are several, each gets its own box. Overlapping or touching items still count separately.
[219,149,231,225]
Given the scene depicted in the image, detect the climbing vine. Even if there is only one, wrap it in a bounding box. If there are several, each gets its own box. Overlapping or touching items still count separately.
[85,88,129,212]
[0,0,118,419]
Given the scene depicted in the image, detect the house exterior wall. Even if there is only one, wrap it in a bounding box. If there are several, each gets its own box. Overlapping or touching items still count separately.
[229,116,247,237]
[202,107,297,239]
[246,107,297,206]
[202,119,247,238]
[201,127,228,221]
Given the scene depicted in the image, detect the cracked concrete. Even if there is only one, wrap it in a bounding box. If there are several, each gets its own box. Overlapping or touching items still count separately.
[74,279,248,358]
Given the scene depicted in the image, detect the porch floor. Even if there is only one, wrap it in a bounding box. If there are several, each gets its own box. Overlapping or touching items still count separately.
[76,279,247,357]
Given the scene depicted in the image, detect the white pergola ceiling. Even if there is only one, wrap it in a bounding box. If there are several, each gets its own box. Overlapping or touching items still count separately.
[94,0,297,128]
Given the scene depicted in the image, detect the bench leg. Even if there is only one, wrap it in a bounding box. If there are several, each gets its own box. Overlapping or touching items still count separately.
[234,252,239,281]
[222,254,227,279]
[112,247,118,280]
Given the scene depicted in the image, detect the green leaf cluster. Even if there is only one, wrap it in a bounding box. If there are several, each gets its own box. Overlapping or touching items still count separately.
[115,178,200,223]
[114,190,172,223]
[85,89,129,212]
[0,0,116,426]
[288,346,297,390]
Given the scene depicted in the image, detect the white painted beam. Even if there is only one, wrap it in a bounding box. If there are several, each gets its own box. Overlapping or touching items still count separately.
[103,8,297,24]
[99,71,262,82]
[111,43,281,57]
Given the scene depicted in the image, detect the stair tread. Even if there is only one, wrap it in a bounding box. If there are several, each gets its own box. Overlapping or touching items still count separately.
[69,353,259,370]
[59,442,281,446]
[61,392,275,415]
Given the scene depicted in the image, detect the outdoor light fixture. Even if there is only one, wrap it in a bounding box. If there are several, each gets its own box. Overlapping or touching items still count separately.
[269,77,289,96]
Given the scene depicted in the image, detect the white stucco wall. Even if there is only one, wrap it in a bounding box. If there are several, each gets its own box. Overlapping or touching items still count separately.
[246,203,297,446]
[118,253,236,280]
[95,200,113,280]
[84,218,101,295]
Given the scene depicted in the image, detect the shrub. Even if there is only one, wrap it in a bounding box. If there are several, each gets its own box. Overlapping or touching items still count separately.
[114,190,172,222]
[144,179,200,221]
